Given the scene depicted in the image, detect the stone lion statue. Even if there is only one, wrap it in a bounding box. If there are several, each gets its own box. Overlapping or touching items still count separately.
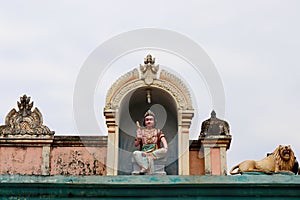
[230,145,296,175]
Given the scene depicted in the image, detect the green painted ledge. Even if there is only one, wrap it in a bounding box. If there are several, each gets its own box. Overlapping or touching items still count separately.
[0,175,300,199]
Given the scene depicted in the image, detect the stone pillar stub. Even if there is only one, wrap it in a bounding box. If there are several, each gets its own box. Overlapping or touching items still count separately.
[42,144,51,175]
[178,110,194,175]
[103,109,118,176]
[199,135,232,175]
[203,147,211,175]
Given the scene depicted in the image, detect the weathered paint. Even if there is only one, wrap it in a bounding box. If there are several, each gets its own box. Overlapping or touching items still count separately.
[0,146,42,174]
[0,137,222,177]
[0,136,108,176]
[50,146,107,176]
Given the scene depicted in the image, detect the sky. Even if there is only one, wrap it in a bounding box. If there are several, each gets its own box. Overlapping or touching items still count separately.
[1,0,300,172]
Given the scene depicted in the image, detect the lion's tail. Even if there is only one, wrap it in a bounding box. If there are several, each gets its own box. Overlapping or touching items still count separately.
[229,164,240,175]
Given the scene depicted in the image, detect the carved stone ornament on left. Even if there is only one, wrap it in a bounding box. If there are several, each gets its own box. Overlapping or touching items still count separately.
[0,94,54,139]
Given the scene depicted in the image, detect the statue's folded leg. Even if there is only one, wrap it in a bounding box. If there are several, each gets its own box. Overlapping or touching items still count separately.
[152,148,167,160]
[133,151,149,171]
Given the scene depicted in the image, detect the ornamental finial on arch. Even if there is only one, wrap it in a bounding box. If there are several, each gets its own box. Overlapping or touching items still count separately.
[140,54,159,85]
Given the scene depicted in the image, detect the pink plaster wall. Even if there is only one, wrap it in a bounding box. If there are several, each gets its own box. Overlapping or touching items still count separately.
[189,150,204,175]
[0,139,211,176]
[211,148,221,175]
[50,147,107,175]
[0,147,42,175]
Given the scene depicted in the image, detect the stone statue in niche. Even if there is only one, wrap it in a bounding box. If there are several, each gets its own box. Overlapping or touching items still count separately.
[0,94,54,137]
[230,145,298,175]
[133,110,168,175]
[200,110,230,137]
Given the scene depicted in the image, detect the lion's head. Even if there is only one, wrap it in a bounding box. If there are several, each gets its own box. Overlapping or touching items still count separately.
[272,145,295,171]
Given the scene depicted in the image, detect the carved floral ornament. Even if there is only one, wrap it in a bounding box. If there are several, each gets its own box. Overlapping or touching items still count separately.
[105,54,193,110]
[0,94,54,137]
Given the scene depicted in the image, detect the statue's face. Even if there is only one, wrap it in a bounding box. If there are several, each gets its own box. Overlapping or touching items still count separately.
[144,115,155,128]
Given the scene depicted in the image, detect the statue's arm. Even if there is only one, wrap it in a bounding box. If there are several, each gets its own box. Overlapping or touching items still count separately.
[134,138,141,147]
[135,122,142,147]
[158,130,167,149]
[161,137,168,149]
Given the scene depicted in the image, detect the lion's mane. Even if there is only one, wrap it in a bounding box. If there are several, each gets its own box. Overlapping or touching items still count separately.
[272,145,295,171]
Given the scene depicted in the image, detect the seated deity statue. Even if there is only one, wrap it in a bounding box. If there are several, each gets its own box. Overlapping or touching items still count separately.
[133,110,168,175]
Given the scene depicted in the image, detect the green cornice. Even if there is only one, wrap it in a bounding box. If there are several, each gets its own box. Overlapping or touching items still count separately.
[1,175,300,199]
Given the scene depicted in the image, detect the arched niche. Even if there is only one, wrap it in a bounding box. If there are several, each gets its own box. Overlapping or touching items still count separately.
[104,55,194,175]
[118,87,178,175]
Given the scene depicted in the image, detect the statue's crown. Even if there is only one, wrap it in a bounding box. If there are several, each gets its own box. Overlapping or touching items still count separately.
[144,110,155,118]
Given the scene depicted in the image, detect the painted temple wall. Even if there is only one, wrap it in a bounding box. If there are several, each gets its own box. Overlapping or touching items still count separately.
[0,136,108,176]
[0,146,43,175]
[0,136,205,176]
[50,146,107,176]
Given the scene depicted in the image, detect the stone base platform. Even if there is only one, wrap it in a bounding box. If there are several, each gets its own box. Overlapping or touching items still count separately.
[1,175,300,199]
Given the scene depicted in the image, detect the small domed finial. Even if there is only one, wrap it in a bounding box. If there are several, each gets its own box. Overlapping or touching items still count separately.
[200,110,230,137]
[211,110,216,118]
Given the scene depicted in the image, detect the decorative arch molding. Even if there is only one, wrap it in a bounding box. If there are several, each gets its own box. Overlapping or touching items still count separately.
[105,70,193,111]
[105,68,140,110]
[104,55,194,175]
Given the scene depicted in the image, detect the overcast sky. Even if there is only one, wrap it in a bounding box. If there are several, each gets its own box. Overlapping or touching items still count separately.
[1,0,300,172]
